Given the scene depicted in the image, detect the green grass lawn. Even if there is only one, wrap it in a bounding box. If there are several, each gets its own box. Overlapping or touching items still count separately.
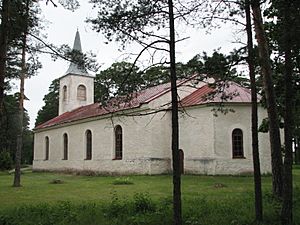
[0,168,299,225]
[0,172,271,209]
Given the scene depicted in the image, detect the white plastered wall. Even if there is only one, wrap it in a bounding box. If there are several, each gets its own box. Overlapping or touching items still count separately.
[33,109,172,175]
[179,104,272,175]
[59,74,94,115]
[212,104,271,175]
[179,106,216,174]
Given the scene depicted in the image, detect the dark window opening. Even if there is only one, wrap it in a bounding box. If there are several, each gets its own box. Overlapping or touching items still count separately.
[115,125,122,160]
[179,149,184,174]
[45,136,49,160]
[232,128,244,158]
[63,85,67,101]
[86,130,92,160]
[63,133,68,160]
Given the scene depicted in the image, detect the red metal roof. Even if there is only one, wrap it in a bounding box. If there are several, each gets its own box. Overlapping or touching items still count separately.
[35,80,255,130]
[181,81,255,107]
[35,82,174,130]
[180,85,214,107]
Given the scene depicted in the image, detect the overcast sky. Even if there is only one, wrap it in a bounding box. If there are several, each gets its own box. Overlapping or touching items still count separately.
[18,1,243,129]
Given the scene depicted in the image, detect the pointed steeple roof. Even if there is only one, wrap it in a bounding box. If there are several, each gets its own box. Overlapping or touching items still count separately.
[64,30,90,76]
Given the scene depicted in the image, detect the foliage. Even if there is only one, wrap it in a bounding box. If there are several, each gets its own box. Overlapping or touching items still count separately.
[0,184,299,225]
[1,0,97,168]
[87,0,249,98]
[49,179,64,184]
[103,192,130,218]
[35,79,59,126]
[200,51,242,81]
[87,0,168,44]
[22,130,33,164]
[1,94,19,152]
[94,62,143,103]
[0,201,103,225]
[112,177,134,185]
[264,0,300,151]
[0,151,13,170]
[1,0,43,175]
[142,64,170,86]
[57,0,80,11]
[0,94,32,165]
[4,0,43,81]
[47,43,99,73]
[142,50,248,86]
[133,192,156,214]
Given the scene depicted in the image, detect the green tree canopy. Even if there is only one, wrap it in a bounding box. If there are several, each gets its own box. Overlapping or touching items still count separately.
[0,93,32,169]
[35,78,59,126]
[94,62,143,103]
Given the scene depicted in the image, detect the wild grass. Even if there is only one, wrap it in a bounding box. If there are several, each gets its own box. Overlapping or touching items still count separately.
[0,167,299,225]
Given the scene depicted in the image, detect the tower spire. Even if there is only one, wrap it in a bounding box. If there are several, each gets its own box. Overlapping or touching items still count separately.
[65,30,89,76]
[59,30,94,115]
[72,29,82,52]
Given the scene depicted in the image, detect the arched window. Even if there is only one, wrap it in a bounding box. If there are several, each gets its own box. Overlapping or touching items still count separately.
[232,128,244,158]
[45,136,49,160]
[77,85,86,101]
[85,130,92,160]
[63,133,68,160]
[63,85,67,101]
[179,149,184,174]
[115,125,122,159]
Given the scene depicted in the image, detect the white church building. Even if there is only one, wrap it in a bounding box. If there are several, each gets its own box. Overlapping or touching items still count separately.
[32,31,272,175]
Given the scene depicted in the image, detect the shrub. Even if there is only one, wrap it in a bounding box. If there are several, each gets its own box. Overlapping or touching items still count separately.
[0,214,15,225]
[0,151,13,170]
[0,202,92,225]
[103,192,130,218]
[49,179,64,184]
[133,193,156,214]
[112,177,134,185]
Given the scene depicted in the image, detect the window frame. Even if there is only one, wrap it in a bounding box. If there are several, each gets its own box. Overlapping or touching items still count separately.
[85,130,92,160]
[232,128,245,159]
[63,133,68,160]
[114,125,123,160]
[77,84,87,101]
[45,136,49,160]
[63,85,67,101]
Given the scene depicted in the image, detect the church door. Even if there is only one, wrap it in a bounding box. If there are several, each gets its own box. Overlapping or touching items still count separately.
[179,149,184,174]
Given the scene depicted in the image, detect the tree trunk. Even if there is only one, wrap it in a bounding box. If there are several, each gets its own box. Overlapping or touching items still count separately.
[168,0,182,225]
[251,0,283,198]
[0,0,11,153]
[13,0,29,187]
[13,32,27,187]
[245,0,263,221]
[281,0,293,223]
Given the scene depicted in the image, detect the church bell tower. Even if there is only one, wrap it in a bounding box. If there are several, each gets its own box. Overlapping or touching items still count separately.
[58,30,94,115]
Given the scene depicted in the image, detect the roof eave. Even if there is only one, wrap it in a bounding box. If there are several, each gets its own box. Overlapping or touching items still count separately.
[33,105,147,133]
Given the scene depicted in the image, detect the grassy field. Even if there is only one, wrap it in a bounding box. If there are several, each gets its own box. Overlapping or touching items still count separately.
[0,167,299,225]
